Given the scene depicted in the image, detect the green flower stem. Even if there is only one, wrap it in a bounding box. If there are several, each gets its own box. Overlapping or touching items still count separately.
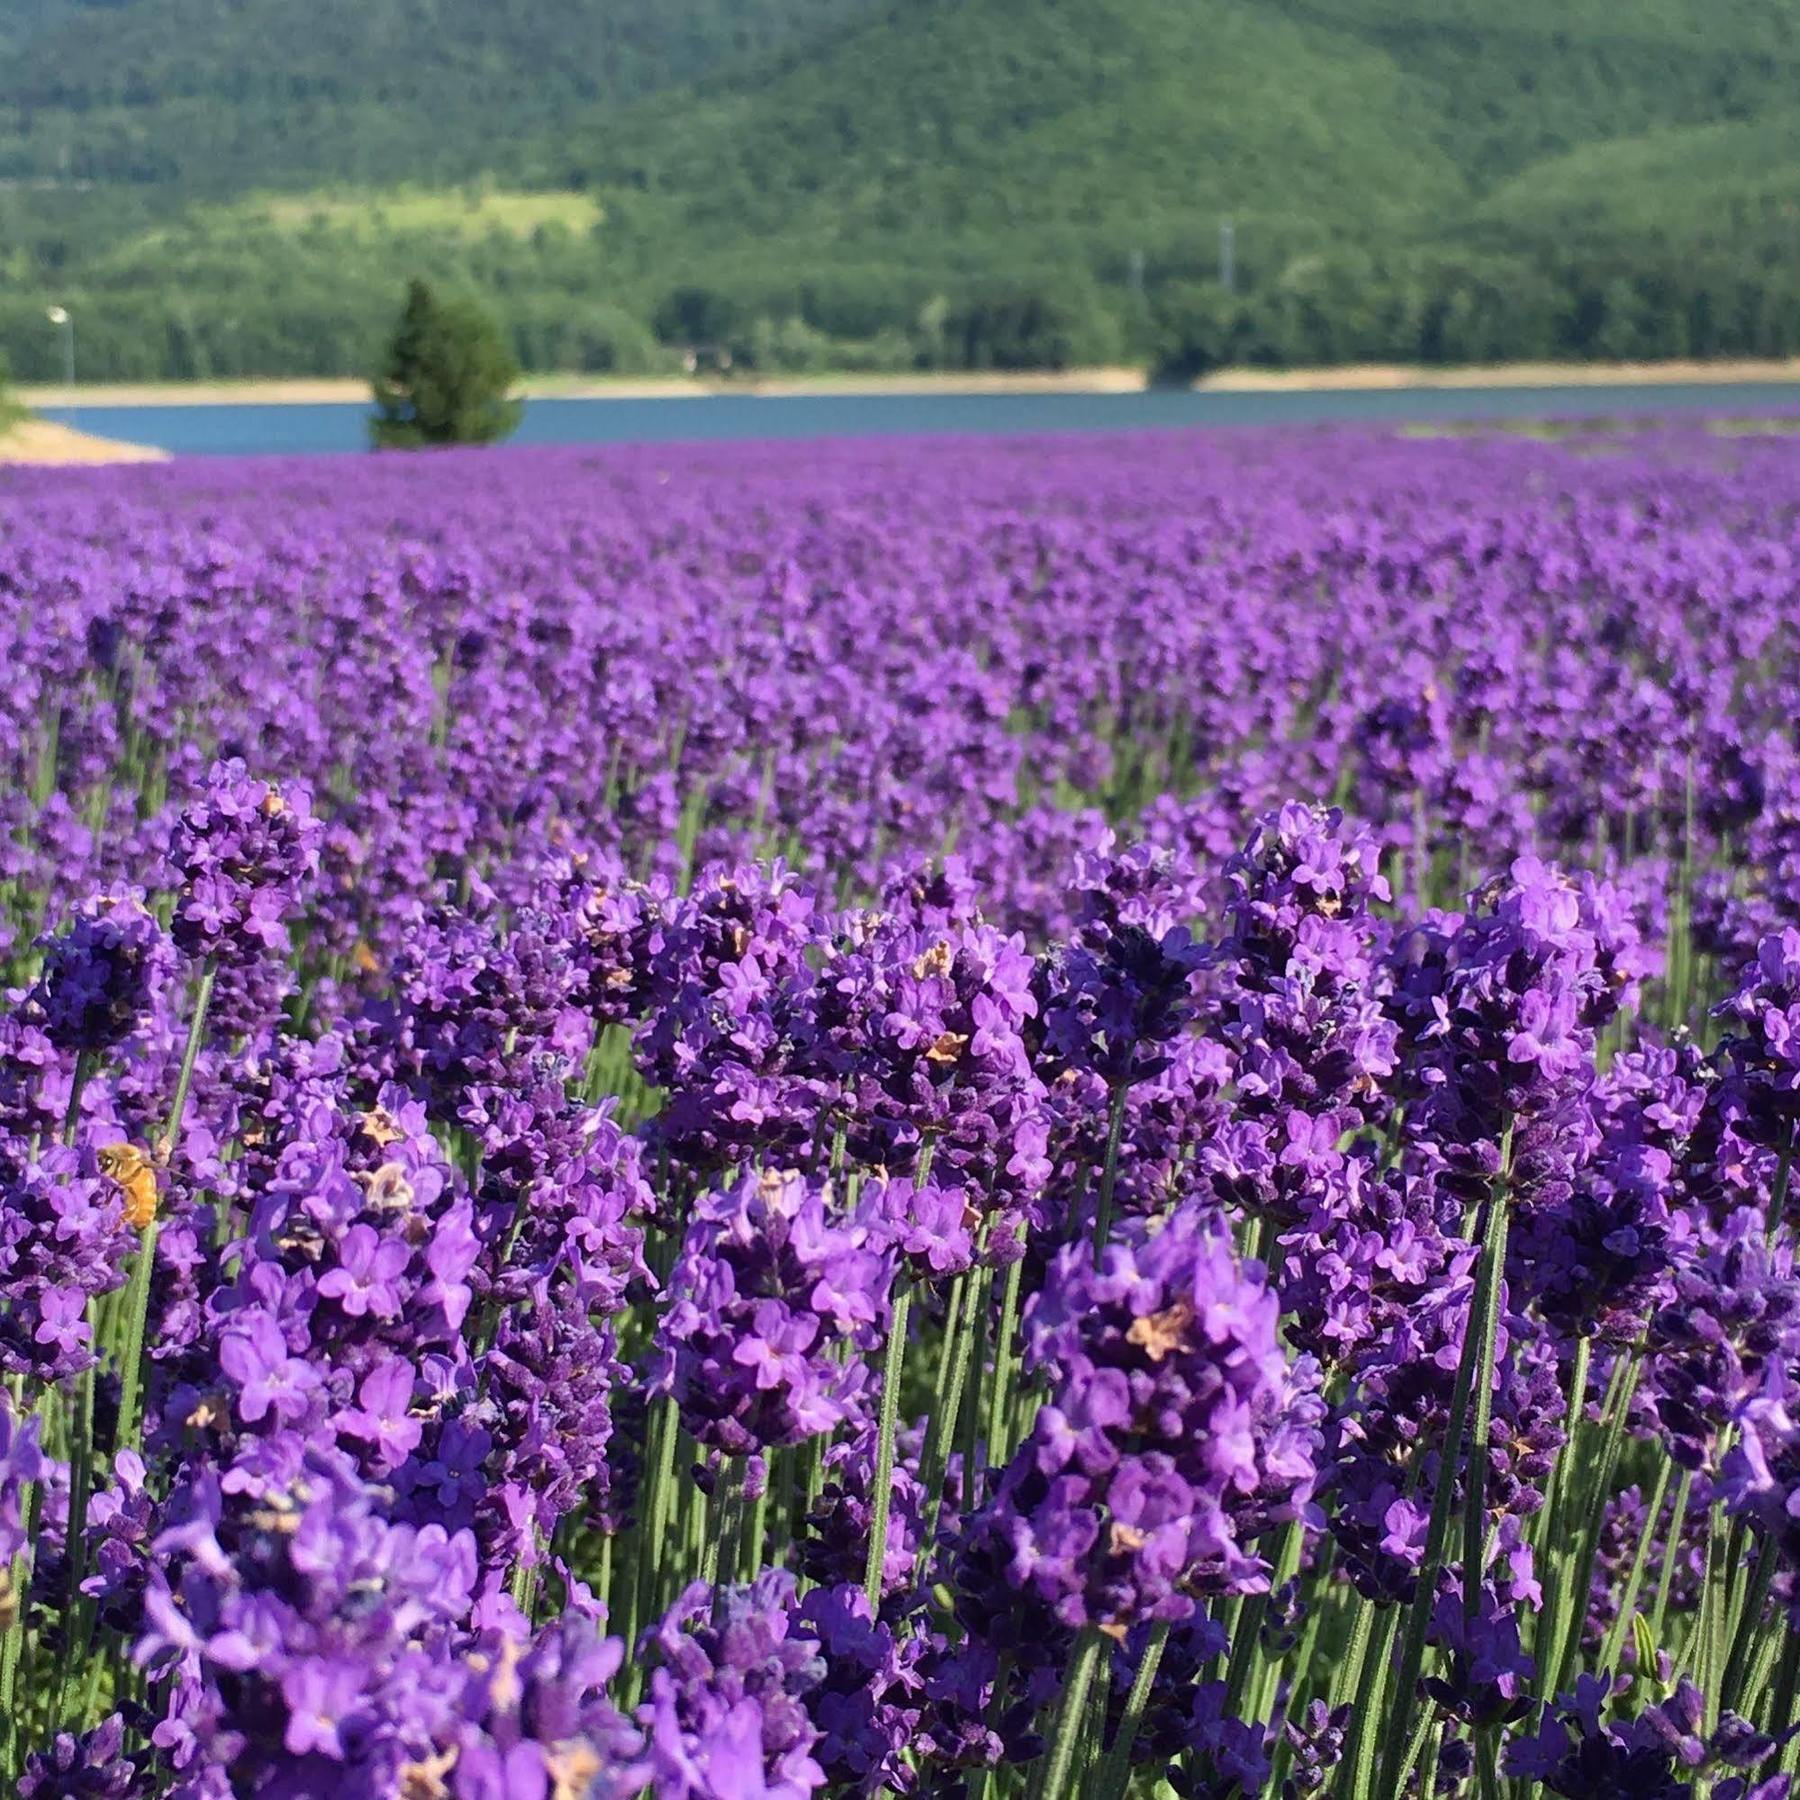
[159,958,217,1167]
[1342,1604,1401,1800]
[864,1283,912,1608]
[1719,1532,1778,1720]
[50,1353,99,1728]
[1682,1494,1728,1719]
[1597,1452,1671,1674]
[1223,1518,1305,1724]
[1374,1173,1511,1800]
[1770,1629,1800,1776]
[968,1652,1016,1800]
[741,1472,770,1582]
[1722,1516,1753,1652]
[61,1049,95,1146]
[700,1460,746,1602]
[508,1528,542,1615]
[914,1272,971,1530]
[1649,1468,1694,1643]
[1091,1620,1168,1800]
[1035,1625,1102,1800]
[1273,1536,1336,1734]
[1395,1711,1439,1796]
[1544,1350,1643,1705]
[595,1532,613,1625]
[118,957,216,1453]
[1530,1331,1593,1690]
[986,1243,1026,1466]
[1770,1121,1796,1241]
[1460,1158,1515,1633]
[1475,1729,1504,1800]
[624,1392,678,1704]
[1530,1334,1590,1571]
[1089,1083,1129,1267]
[959,1263,991,1503]
[4,1436,50,1760]
[0,1545,27,1772]
[1329,1591,1376,1714]
[1743,1618,1786,1723]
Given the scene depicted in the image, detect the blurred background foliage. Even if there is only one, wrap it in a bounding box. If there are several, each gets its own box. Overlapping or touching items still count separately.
[3,0,1800,379]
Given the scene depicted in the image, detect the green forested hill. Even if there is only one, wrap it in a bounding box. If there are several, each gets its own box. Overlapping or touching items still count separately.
[1262,0,1800,178]
[0,0,879,189]
[4,0,1800,379]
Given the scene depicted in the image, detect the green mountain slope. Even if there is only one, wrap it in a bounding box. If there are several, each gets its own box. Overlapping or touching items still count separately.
[0,0,880,190]
[1470,111,1800,254]
[5,0,1800,379]
[1265,0,1800,179]
[559,0,1468,258]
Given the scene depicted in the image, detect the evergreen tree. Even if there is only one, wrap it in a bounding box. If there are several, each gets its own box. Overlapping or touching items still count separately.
[370,279,522,449]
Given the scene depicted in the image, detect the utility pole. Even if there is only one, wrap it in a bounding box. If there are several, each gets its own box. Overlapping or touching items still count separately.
[46,305,74,424]
[1219,218,1236,294]
[1128,246,1145,302]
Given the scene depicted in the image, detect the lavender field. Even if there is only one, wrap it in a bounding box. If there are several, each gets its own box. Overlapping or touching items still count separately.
[3,426,1800,1797]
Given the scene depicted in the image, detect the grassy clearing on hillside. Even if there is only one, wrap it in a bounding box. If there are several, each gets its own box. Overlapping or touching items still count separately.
[258,187,603,240]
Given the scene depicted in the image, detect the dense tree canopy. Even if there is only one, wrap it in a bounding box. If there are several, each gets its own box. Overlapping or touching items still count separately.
[4,0,1800,379]
[370,279,522,448]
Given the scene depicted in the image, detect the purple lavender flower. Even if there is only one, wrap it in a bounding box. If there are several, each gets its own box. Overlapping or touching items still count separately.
[1509,1671,1787,1799]
[16,1714,144,1799]
[166,760,321,965]
[0,1143,135,1379]
[961,1206,1321,1632]
[1647,1207,1800,1471]
[637,1570,826,1798]
[654,1169,892,1456]
[29,891,172,1057]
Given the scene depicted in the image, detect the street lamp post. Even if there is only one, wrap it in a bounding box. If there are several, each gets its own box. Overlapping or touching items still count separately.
[45,306,75,425]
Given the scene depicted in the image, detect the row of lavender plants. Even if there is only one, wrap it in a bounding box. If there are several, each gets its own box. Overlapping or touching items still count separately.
[4,428,1800,1798]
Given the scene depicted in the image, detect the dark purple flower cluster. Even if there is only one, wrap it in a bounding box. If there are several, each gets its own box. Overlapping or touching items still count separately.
[1647,1207,1800,1471]
[165,759,321,965]
[635,863,829,1171]
[0,1142,135,1379]
[813,914,1050,1200]
[1389,856,1613,1215]
[1716,927,1800,1158]
[180,1082,479,1489]
[655,1169,893,1455]
[1509,1672,1788,1800]
[1723,1363,1800,1619]
[1036,842,1205,1089]
[28,891,172,1057]
[638,1570,827,1798]
[962,1206,1321,1631]
[1327,1282,1563,1606]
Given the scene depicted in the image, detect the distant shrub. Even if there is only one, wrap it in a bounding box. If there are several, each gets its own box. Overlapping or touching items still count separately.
[1148,283,1243,385]
[941,283,1097,371]
[370,279,522,448]
[653,286,744,351]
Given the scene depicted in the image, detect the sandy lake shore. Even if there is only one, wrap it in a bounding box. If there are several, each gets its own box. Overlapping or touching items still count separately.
[14,369,1149,407]
[1201,357,1800,392]
[0,417,171,464]
[19,357,1800,412]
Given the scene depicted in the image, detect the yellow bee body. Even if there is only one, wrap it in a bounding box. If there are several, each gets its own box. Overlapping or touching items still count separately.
[98,1143,160,1230]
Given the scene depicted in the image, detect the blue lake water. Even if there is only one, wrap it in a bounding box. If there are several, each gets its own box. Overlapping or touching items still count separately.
[53,381,1800,457]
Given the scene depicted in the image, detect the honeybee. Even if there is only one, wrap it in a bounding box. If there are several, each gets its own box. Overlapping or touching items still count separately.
[98,1143,160,1231]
